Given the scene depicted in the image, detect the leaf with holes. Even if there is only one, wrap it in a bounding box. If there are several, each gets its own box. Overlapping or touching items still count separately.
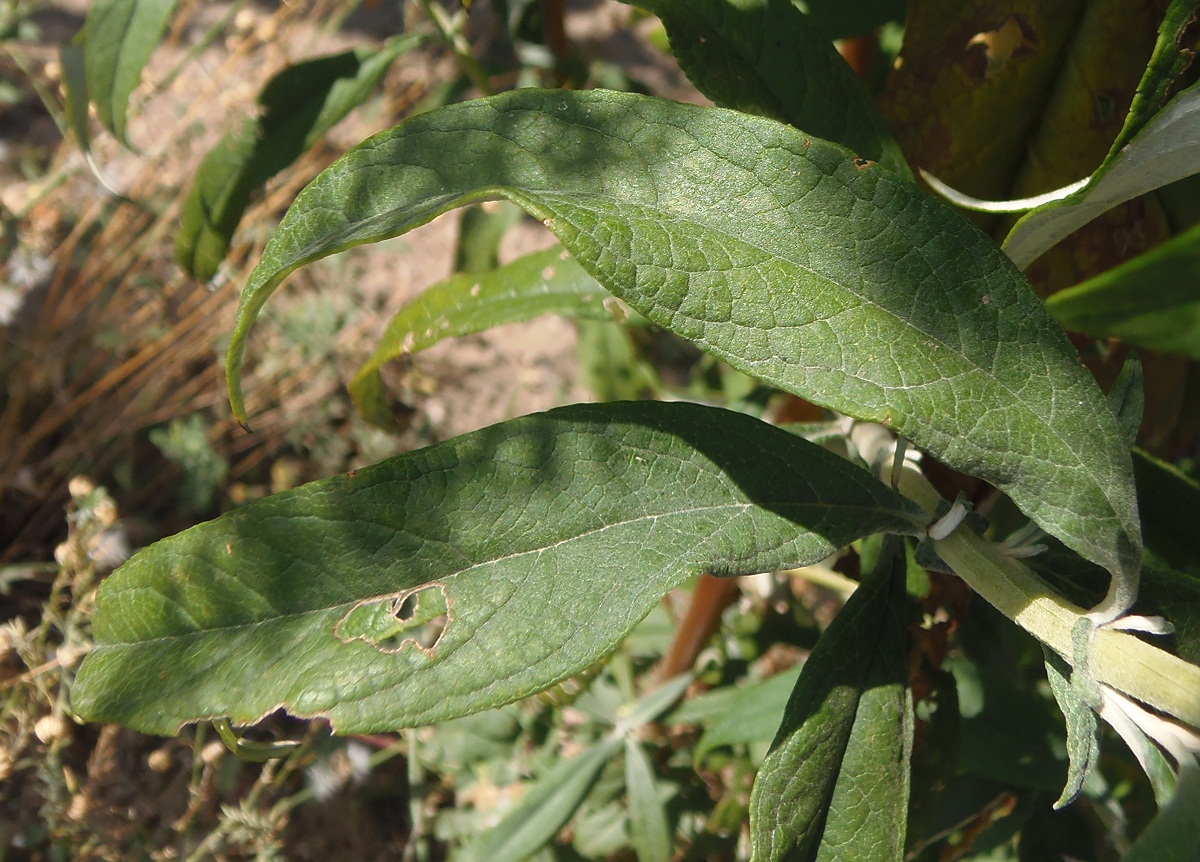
[71,401,922,734]
[224,88,1140,599]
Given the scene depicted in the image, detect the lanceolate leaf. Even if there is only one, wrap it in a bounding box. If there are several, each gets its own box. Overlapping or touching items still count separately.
[749,536,911,862]
[71,401,922,735]
[177,37,420,280]
[226,89,1140,592]
[350,245,612,427]
[625,0,909,176]
[461,736,623,862]
[83,0,178,145]
[1004,80,1200,269]
[1045,223,1200,359]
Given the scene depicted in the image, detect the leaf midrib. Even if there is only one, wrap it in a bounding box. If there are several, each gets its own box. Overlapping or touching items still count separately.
[98,496,911,646]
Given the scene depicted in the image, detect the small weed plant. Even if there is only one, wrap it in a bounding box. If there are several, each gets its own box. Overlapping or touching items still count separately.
[52,0,1200,859]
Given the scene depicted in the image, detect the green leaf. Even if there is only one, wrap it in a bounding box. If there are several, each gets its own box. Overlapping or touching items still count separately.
[1105,354,1144,449]
[226,89,1140,596]
[176,37,420,280]
[749,536,911,862]
[461,736,623,862]
[71,401,922,735]
[1124,763,1200,862]
[61,37,91,156]
[1004,81,1200,269]
[1134,450,1200,578]
[624,0,909,176]
[624,738,673,862]
[793,0,906,41]
[693,666,802,763]
[349,245,612,427]
[83,0,178,144]
[1043,635,1102,810]
[1045,223,1200,358]
[454,202,523,274]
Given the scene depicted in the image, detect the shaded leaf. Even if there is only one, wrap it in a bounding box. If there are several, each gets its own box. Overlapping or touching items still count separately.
[625,738,673,862]
[71,401,922,734]
[1134,450,1200,578]
[793,0,906,41]
[349,245,612,428]
[176,37,420,280]
[625,0,909,176]
[1045,223,1200,358]
[461,736,623,862]
[454,202,523,273]
[61,37,91,156]
[83,0,178,144]
[225,88,1140,594]
[749,536,910,862]
[693,666,802,763]
[1105,354,1144,449]
[1124,763,1200,862]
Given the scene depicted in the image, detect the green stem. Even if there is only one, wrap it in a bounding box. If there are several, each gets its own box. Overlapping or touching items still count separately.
[890,455,1200,730]
[418,0,493,96]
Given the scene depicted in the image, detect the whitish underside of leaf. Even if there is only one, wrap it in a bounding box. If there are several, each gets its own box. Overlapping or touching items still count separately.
[84,0,178,144]
[1004,81,1200,269]
[349,244,612,427]
[71,401,922,735]
[226,89,1139,594]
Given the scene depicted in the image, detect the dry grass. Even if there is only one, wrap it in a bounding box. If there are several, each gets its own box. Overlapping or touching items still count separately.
[0,0,437,562]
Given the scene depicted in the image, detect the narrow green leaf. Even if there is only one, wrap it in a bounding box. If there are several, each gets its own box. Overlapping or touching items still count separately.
[1105,354,1144,449]
[749,536,911,862]
[462,736,623,862]
[1005,81,1200,268]
[792,0,906,41]
[61,38,91,156]
[1046,223,1200,358]
[71,401,922,735]
[1124,763,1200,862]
[624,738,673,862]
[693,666,801,763]
[1134,450,1200,578]
[83,0,178,144]
[455,202,523,274]
[1043,640,1102,810]
[226,89,1140,596]
[349,245,612,428]
[176,37,420,280]
[624,0,909,176]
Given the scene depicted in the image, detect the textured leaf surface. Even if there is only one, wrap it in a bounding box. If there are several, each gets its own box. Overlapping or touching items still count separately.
[626,0,908,176]
[225,89,1140,588]
[1046,224,1200,358]
[83,0,178,144]
[1044,643,1101,809]
[749,537,910,862]
[350,245,611,427]
[71,401,921,735]
[176,38,418,280]
[1004,81,1200,268]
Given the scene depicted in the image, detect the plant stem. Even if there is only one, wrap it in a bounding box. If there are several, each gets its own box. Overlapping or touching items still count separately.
[891,452,1200,730]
